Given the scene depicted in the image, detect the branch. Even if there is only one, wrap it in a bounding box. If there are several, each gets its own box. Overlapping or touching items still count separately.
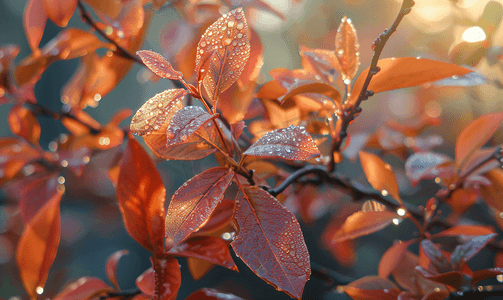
[310,261,354,286]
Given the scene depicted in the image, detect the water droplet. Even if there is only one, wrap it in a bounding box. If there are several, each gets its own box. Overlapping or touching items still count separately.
[228,20,235,28]
[236,22,244,30]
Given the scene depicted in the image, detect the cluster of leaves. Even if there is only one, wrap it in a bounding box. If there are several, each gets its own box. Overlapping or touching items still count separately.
[3,0,503,300]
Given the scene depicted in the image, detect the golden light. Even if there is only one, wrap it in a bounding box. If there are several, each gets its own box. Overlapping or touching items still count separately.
[462,26,486,43]
[36,286,44,295]
[397,208,406,216]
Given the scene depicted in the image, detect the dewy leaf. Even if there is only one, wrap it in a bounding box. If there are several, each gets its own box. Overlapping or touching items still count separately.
[195,8,251,103]
[23,0,47,54]
[348,57,472,104]
[335,16,360,83]
[116,135,166,253]
[232,186,310,300]
[359,151,401,203]
[16,187,63,299]
[53,277,114,300]
[450,233,497,269]
[165,167,234,250]
[299,45,340,84]
[277,82,342,109]
[137,50,183,81]
[330,210,397,243]
[8,105,41,145]
[17,172,60,225]
[168,236,237,271]
[378,240,412,279]
[43,0,78,27]
[455,112,503,171]
[185,288,245,300]
[244,125,321,161]
[342,276,401,300]
[166,106,216,146]
[105,249,129,291]
[404,152,453,187]
[420,240,450,273]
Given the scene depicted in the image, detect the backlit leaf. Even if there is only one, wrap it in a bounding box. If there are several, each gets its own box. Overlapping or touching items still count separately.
[472,268,503,285]
[43,0,78,27]
[433,225,495,238]
[105,249,129,291]
[165,167,234,250]
[195,8,250,103]
[137,50,183,81]
[116,136,166,253]
[277,82,342,109]
[8,105,41,145]
[187,257,215,281]
[16,187,63,299]
[455,112,503,171]
[335,16,359,83]
[415,267,465,290]
[349,58,472,105]
[185,288,245,300]
[404,152,453,187]
[243,125,320,161]
[169,236,237,271]
[330,210,397,243]
[0,137,42,185]
[299,45,340,84]
[379,240,413,279]
[232,186,310,299]
[480,169,503,211]
[342,276,401,300]
[359,151,401,203]
[53,277,113,300]
[194,198,235,235]
[23,0,47,54]
[136,256,181,300]
[450,233,497,269]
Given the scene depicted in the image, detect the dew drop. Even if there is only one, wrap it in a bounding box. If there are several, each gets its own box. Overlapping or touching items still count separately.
[200,41,206,47]
[223,38,232,46]
[236,22,244,30]
[181,134,188,141]
[228,20,235,28]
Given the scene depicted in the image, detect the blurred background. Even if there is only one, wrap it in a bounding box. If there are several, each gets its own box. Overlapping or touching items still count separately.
[1,0,503,299]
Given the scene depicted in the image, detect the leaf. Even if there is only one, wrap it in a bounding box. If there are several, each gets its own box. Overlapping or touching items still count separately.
[137,50,183,81]
[169,236,237,271]
[116,135,166,253]
[450,233,497,269]
[105,250,129,291]
[195,8,251,103]
[404,152,453,187]
[472,268,503,285]
[349,57,472,104]
[187,257,215,280]
[420,240,450,273]
[379,240,413,279]
[232,186,310,300]
[359,151,401,203]
[185,288,245,300]
[243,125,321,161]
[392,251,420,294]
[299,45,340,84]
[136,256,181,300]
[415,267,465,290]
[23,0,47,54]
[330,210,397,243]
[421,290,450,300]
[16,187,63,299]
[165,167,234,250]
[342,276,401,300]
[480,169,503,211]
[43,0,78,27]
[433,225,495,238]
[0,137,42,185]
[192,198,235,236]
[459,147,500,178]
[8,105,41,145]
[455,112,503,171]
[166,106,218,147]
[335,16,360,83]
[53,277,114,300]
[277,82,342,109]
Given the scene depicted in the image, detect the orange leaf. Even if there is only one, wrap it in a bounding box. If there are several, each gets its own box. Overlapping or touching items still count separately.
[335,16,359,83]
[232,186,310,300]
[43,0,78,27]
[53,277,113,300]
[392,250,420,294]
[455,112,503,171]
[480,169,503,211]
[359,151,401,204]
[330,210,397,243]
[165,167,234,250]
[379,240,413,279]
[137,50,184,81]
[185,288,245,300]
[105,249,129,291]
[116,136,166,253]
[342,276,401,300]
[434,225,495,238]
[404,152,453,187]
[349,58,472,104]
[299,45,340,84]
[23,0,47,54]
[187,257,215,281]
[194,198,235,236]
[277,82,342,109]
[136,256,181,300]
[195,8,250,104]
[8,105,41,145]
[16,187,63,299]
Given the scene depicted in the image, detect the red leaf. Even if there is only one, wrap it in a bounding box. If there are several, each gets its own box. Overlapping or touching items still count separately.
[166,106,217,146]
[23,0,47,54]
[0,137,42,185]
[243,125,320,161]
[342,276,401,300]
[105,249,129,291]
[446,189,478,214]
[450,233,496,269]
[420,290,451,300]
[116,135,166,253]
[8,105,41,145]
[433,225,495,238]
[137,50,184,81]
[404,152,453,187]
[392,251,420,294]
[232,186,310,299]
[195,8,250,103]
[43,0,78,27]
[16,187,63,299]
[359,151,401,204]
[277,82,342,108]
[165,167,234,250]
[455,112,503,171]
[193,198,235,235]
[136,256,181,300]
[459,147,500,178]
[349,58,472,104]
[187,257,215,280]
[472,268,503,285]
[420,240,450,273]
[415,267,465,290]
[379,240,413,279]
[185,288,245,300]
[136,267,155,296]
[53,277,113,300]
[330,210,397,243]
[335,16,360,83]
[169,236,237,271]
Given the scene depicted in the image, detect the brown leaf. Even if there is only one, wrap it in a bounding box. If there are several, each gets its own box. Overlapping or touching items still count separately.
[232,186,310,299]
[23,0,47,54]
[455,112,503,171]
[137,50,184,81]
[43,0,78,27]
[335,16,360,83]
[415,267,465,290]
[359,151,401,204]
[105,250,129,291]
[53,277,114,300]
[342,276,401,300]
[165,167,234,250]
[16,187,63,299]
[243,125,321,161]
[116,136,166,253]
[195,8,251,104]
[349,58,472,105]
[379,240,413,279]
[330,210,397,243]
[8,105,41,145]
